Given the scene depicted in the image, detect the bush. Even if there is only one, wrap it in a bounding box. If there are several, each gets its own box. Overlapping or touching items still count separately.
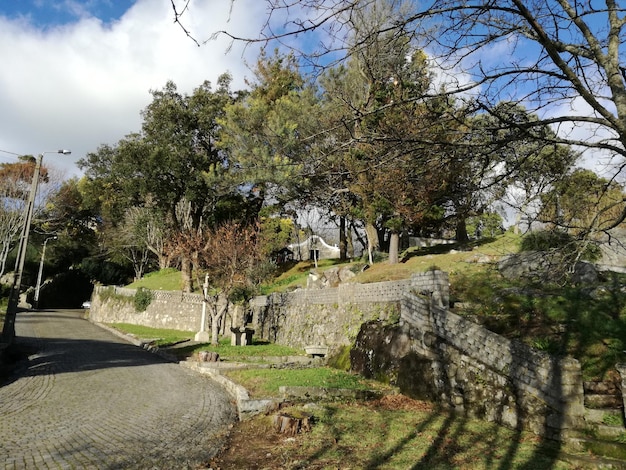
[228,285,256,304]
[133,287,153,312]
[520,230,601,262]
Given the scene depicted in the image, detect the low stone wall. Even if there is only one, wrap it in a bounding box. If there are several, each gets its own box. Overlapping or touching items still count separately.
[89,286,205,332]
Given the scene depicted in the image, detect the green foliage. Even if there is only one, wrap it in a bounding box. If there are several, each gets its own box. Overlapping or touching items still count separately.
[259,215,295,256]
[466,213,505,239]
[228,285,256,304]
[520,229,601,262]
[520,230,575,252]
[602,413,624,427]
[81,258,133,286]
[98,286,131,304]
[133,287,153,312]
[539,168,626,233]
[528,337,561,354]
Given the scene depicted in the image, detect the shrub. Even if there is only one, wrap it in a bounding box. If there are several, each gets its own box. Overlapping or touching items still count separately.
[133,287,153,312]
[520,230,601,262]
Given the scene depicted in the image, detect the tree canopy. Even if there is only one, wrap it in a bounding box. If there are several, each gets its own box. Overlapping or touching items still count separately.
[175,0,626,244]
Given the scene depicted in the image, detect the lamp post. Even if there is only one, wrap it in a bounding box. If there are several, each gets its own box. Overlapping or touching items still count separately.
[2,150,71,344]
[33,235,57,309]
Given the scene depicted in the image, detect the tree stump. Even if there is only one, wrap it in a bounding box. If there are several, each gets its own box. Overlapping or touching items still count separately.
[272,412,313,435]
[198,350,220,362]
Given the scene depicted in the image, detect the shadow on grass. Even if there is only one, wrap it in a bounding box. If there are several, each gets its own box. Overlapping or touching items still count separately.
[267,401,569,469]
[400,237,498,263]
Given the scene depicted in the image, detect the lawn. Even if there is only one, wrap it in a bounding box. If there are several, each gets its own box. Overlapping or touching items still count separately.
[211,397,576,470]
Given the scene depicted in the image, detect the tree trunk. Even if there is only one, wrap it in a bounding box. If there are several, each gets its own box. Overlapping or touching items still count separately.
[365,222,379,264]
[339,216,347,261]
[347,223,355,258]
[272,413,313,435]
[181,255,193,293]
[388,231,399,264]
[211,303,228,345]
[456,219,469,242]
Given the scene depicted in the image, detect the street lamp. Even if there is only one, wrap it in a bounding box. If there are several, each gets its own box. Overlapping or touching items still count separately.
[33,235,58,309]
[2,149,71,344]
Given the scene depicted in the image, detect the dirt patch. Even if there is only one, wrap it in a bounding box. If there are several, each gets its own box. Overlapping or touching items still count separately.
[365,393,435,412]
[209,415,301,470]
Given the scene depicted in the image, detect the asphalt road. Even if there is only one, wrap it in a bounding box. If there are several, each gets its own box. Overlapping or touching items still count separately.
[0,309,236,469]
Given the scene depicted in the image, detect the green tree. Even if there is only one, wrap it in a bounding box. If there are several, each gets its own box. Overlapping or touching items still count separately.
[80,75,239,291]
[218,49,321,212]
[317,1,448,264]
[539,168,626,236]
[41,177,99,273]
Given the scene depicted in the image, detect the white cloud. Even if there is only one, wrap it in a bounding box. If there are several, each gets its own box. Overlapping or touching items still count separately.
[0,0,265,176]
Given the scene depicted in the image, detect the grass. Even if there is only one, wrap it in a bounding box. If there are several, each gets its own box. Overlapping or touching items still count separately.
[106,324,304,360]
[224,367,394,398]
[107,321,391,397]
[212,397,576,469]
[126,268,183,291]
[175,336,304,360]
[107,323,193,346]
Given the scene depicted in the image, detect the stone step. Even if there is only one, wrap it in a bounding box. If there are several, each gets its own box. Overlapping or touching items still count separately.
[585,393,623,409]
[566,435,626,463]
[585,408,624,426]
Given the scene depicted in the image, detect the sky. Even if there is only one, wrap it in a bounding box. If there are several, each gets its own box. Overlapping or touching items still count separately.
[0,0,266,177]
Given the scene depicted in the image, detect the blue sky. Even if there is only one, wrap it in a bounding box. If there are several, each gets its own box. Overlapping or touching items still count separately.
[0,0,264,176]
[0,1,136,28]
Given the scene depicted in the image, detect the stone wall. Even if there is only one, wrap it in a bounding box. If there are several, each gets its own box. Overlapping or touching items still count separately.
[89,271,586,438]
[351,291,585,439]
[89,286,206,332]
[250,271,449,351]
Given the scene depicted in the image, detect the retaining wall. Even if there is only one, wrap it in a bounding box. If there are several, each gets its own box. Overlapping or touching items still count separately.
[398,292,584,438]
[250,271,448,351]
[89,286,205,332]
[90,271,586,437]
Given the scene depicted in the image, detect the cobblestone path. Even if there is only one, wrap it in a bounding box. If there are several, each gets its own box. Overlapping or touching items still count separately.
[0,309,236,469]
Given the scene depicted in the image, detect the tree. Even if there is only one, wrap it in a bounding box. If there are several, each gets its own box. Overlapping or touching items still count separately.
[539,168,626,235]
[80,75,239,291]
[169,220,264,344]
[315,1,451,263]
[113,207,159,281]
[41,177,100,272]
[0,157,52,278]
[181,0,626,242]
[0,159,32,277]
[218,49,321,211]
[447,102,578,239]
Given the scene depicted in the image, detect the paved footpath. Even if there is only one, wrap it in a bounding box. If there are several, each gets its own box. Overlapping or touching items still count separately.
[0,309,236,469]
